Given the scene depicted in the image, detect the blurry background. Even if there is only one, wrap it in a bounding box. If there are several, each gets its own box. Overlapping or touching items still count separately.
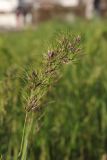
[0,0,107,29]
[0,0,107,160]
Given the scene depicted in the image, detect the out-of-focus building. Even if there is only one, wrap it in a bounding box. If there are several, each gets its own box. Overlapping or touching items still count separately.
[0,0,34,28]
[100,0,107,16]
[82,0,107,19]
[0,0,107,29]
[0,0,18,28]
[17,0,34,26]
[0,0,18,12]
[32,0,107,23]
[32,0,86,23]
[0,0,84,28]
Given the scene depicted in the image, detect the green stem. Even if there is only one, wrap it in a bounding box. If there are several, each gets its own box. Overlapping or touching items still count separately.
[18,112,34,160]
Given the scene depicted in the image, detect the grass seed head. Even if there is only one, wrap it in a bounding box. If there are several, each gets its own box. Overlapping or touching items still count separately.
[25,35,81,112]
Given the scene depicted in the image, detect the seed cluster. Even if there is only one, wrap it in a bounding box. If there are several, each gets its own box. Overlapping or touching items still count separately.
[25,35,81,112]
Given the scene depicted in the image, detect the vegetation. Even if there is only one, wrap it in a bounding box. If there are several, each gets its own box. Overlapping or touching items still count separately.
[0,20,107,160]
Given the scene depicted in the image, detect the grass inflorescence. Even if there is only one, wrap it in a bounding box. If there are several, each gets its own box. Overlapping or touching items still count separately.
[19,34,81,160]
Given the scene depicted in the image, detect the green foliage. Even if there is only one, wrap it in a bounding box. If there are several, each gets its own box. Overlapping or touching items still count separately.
[0,20,107,160]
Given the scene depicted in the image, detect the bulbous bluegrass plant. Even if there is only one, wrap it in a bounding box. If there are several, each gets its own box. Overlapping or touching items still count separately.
[18,34,82,160]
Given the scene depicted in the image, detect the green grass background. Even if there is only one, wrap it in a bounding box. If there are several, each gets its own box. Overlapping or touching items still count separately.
[0,20,107,160]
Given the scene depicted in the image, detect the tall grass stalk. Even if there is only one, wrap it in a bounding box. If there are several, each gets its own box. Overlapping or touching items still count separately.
[18,34,81,160]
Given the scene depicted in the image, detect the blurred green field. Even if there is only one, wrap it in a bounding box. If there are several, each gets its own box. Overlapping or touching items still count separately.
[0,20,107,160]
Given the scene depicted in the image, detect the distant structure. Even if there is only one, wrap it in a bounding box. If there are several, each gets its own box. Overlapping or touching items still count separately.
[0,0,33,28]
[0,0,18,12]
[56,0,79,7]
[32,0,84,23]
[0,0,18,28]
[32,0,107,23]
[100,0,107,16]
[17,0,34,26]
[0,0,107,29]
[83,0,107,19]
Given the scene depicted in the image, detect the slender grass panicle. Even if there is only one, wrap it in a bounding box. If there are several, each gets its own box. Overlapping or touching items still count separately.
[25,35,81,113]
[19,34,82,160]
